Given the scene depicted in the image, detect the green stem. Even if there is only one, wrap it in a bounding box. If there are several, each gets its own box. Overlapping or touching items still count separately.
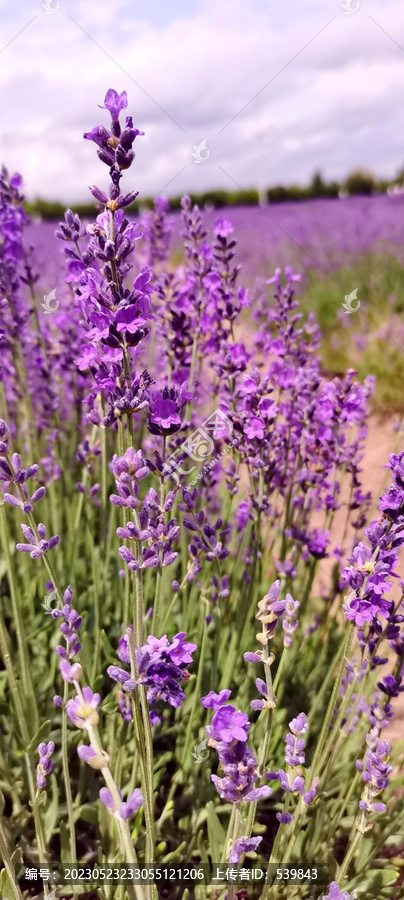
[152,436,166,636]
[0,815,24,900]
[127,633,155,871]
[133,564,144,659]
[246,645,275,838]
[272,647,287,696]
[337,811,367,884]
[182,613,208,769]
[227,804,242,900]
[0,501,38,730]
[262,821,288,898]
[308,623,354,782]
[31,789,52,895]
[77,685,145,900]
[100,395,108,541]
[61,680,77,864]
[20,521,77,865]
[139,685,156,856]
[0,612,30,745]
[319,662,363,773]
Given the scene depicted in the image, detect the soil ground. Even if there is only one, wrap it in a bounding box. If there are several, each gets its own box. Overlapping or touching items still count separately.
[313,416,404,745]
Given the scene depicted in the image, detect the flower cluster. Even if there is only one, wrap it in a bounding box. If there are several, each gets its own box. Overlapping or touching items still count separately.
[108,631,196,722]
[0,440,60,554]
[116,486,180,572]
[84,89,143,188]
[342,452,404,648]
[282,593,299,647]
[36,741,55,790]
[57,89,155,433]
[266,714,319,821]
[181,488,230,576]
[110,446,150,509]
[356,739,392,814]
[51,585,83,685]
[0,170,59,430]
[1,450,46,514]
[201,691,272,804]
[0,170,29,387]
[141,196,173,268]
[255,580,286,642]
[16,523,60,559]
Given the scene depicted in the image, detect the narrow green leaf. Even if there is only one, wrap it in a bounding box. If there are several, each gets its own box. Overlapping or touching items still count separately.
[75,803,99,826]
[206,801,226,859]
[26,719,51,754]
[161,841,187,862]
[0,868,15,900]
[326,851,338,882]
[44,773,59,843]
[59,820,71,864]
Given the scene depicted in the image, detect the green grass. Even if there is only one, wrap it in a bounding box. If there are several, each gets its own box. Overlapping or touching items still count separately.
[298,253,404,415]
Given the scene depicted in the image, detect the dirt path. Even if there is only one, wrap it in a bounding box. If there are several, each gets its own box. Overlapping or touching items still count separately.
[316,416,404,746]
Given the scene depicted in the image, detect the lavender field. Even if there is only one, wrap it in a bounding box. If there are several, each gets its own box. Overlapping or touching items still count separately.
[28,192,404,415]
[171,195,404,280]
[0,88,403,900]
[27,192,404,284]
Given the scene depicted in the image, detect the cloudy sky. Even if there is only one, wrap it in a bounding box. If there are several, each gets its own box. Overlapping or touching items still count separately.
[0,0,403,203]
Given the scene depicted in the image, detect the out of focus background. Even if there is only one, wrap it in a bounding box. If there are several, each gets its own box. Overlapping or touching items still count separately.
[1,0,404,413]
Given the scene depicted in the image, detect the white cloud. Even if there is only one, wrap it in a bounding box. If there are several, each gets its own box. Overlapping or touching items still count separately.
[0,0,403,201]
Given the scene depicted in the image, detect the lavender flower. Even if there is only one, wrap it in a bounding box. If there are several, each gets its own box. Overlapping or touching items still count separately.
[377,672,404,698]
[250,677,274,711]
[266,714,318,812]
[320,884,352,900]
[84,88,143,183]
[116,486,180,572]
[285,713,308,765]
[276,813,294,824]
[282,592,299,647]
[1,449,46,514]
[342,452,404,647]
[59,660,83,683]
[52,585,82,673]
[99,787,143,820]
[36,741,55,789]
[77,745,110,770]
[255,580,286,643]
[110,446,150,510]
[147,384,192,436]
[108,630,196,720]
[202,691,272,804]
[0,420,9,453]
[66,687,100,730]
[201,690,232,709]
[356,740,392,814]
[141,197,173,267]
[228,836,262,864]
[59,90,154,435]
[16,522,60,558]
[117,690,133,723]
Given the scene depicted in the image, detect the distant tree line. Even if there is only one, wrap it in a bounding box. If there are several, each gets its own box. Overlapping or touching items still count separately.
[24,168,404,220]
